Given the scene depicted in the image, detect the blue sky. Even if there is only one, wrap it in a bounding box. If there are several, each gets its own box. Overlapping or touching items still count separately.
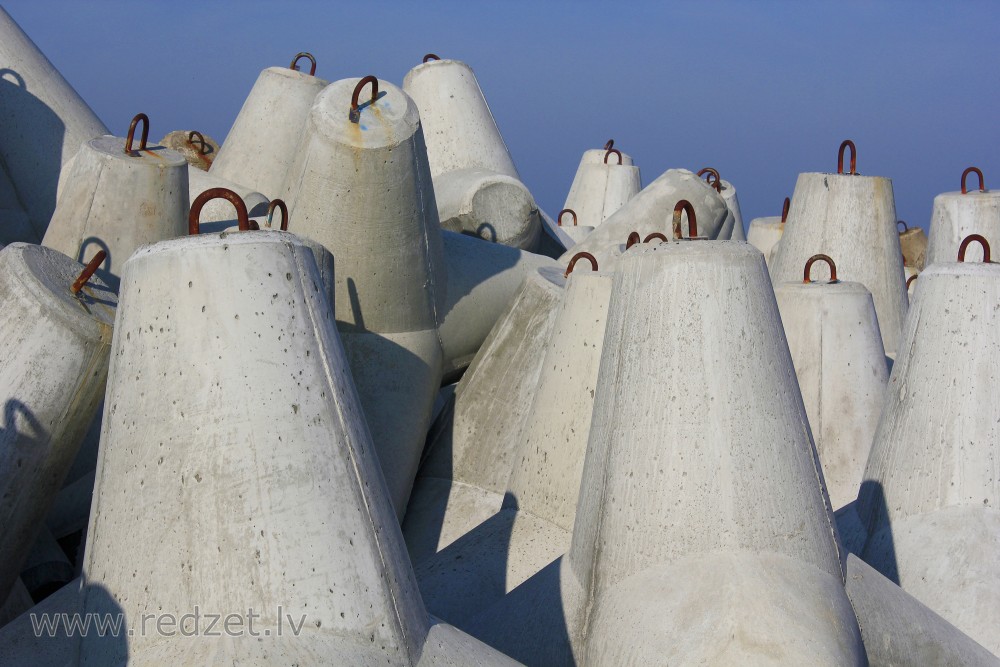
[6,1,998,231]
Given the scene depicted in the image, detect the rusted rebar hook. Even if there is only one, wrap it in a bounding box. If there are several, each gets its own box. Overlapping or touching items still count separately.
[557,209,578,227]
[837,140,857,175]
[605,147,622,165]
[189,188,255,235]
[803,254,838,283]
[961,167,986,194]
[671,200,698,239]
[124,113,149,155]
[267,199,289,231]
[897,220,908,233]
[625,231,641,249]
[781,197,790,223]
[564,252,598,278]
[423,53,440,63]
[71,251,108,295]
[349,76,379,124]
[697,167,722,192]
[290,52,317,76]
[958,234,991,263]
[187,130,210,155]
[643,232,668,243]
[906,274,918,289]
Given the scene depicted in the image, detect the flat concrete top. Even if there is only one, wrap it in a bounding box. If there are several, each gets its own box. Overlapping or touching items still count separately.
[127,228,316,265]
[7,242,117,328]
[625,238,762,264]
[775,280,872,296]
[405,57,472,78]
[933,189,1000,201]
[748,216,782,229]
[310,77,419,150]
[87,135,187,168]
[801,170,891,183]
[263,64,330,86]
[920,259,1000,279]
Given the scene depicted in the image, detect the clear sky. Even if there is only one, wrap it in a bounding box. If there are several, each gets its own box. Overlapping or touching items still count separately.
[5,0,998,232]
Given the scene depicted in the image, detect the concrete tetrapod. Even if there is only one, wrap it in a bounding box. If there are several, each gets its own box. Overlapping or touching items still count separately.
[558,168,730,270]
[209,52,329,198]
[925,167,1000,267]
[562,143,641,229]
[79,230,516,666]
[856,234,1000,655]
[0,6,109,243]
[415,254,610,626]
[845,555,1000,666]
[747,197,789,269]
[42,113,189,291]
[403,56,539,250]
[403,267,565,565]
[770,140,907,356]
[571,240,862,665]
[280,75,445,520]
[698,168,746,241]
[0,244,116,606]
[774,254,889,511]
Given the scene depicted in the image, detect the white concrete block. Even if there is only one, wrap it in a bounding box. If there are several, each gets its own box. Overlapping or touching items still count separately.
[925,168,1000,267]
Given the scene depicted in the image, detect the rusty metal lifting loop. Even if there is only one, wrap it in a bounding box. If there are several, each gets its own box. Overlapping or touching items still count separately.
[557,209,577,227]
[290,52,317,76]
[672,200,698,239]
[189,188,250,235]
[697,167,722,192]
[604,148,622,165]
[781,197,790,223]
[564,251,598,278]
[837,140,857,175]
[267,199,289,231]
[604,139,614,151]
[423,53,440,63]
[803,254,838,283]
[187,130,210,155]
[71,251,107,294]
[643,232,668,243]
[906,274,918,289]
[958,234,991,263]
[625,231,641,249]
[961,167,986,194]
[897,220,908,232]
[350,76,379,124]
[124,113,149,154]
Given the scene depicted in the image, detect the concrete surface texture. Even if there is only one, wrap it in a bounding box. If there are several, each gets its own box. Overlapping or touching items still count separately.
[403,267,565,565]
[747,215,784,268]
[562,147,641,229]
[434,167,541,249]
[856,257,1000,655]
[209,62,329,199]
[279,75,447,520]
[403,58,519,180]
[159,130,220,171]
[41,130,189,291]
[438,230,559,381]
[770,169,908,357]
[0,157,32,247]
[565,241,864,665]
[774,275,888,511]
[0,578,81,664]
[717,178,747,241]
[845,555,1000,666]
[924,186,1000,267]
[0,7,109,243]
[558,168,730,270]
[0,243,116,607]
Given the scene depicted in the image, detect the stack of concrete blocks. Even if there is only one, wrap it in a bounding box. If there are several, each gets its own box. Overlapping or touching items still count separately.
[925,167,999,267]
[771,141,908,357]
[76,229,515,665]
[747,196,789,268]
[0,6,108,244]
[0,243,116,610]
[403,57,541,251]
[852,238,1000,655]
